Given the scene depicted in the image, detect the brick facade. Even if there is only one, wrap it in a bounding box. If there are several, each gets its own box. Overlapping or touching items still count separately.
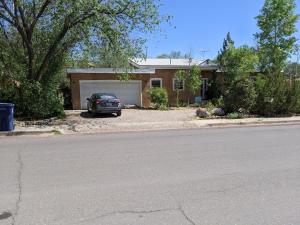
[69,69,216,109]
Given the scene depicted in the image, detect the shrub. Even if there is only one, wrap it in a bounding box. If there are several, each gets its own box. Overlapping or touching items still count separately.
[211,95,224,108]
[224,77,257,113]
[201,101,215,111]
[148,88,168,110]
[286,79,300,113]
[254,74,292,116]
[0,79,64,119]
[227,112,246,119]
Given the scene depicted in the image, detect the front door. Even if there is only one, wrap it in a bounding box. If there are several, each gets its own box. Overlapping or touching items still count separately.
[201,78,208,99]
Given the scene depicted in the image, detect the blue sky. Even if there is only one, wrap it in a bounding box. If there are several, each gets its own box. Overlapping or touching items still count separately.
[145,0,300,60]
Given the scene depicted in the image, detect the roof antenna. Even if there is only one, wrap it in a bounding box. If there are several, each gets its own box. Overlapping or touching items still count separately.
[199,49,211,60]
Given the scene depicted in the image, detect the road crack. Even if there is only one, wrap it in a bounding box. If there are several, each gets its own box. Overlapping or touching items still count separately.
[76,204,197,225]
[178,204,196,225]
[11,150,23,225]
[76,207,178,224]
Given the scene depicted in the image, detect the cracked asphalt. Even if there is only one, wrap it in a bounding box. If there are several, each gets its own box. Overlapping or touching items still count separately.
[1,125,300,225]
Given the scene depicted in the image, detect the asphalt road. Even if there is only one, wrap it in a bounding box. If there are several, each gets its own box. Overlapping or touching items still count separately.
[1,125,300,225]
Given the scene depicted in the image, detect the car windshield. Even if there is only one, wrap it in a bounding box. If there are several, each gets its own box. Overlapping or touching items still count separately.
[95,93,117,99]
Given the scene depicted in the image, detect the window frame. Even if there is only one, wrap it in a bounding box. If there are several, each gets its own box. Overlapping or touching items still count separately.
[150,78,163,88]
[173,78,185,91]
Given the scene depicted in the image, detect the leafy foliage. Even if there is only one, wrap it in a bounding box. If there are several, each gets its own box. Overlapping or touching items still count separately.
[148,88,168,110]
[224,77,257,113]
[157,51,191,59]
[287,79,300,113]
[254,74,300,116]
[255,0,299,74]
[218,44,259,82]
[0,0,165,118]
[227,112,246,119]
[186,65,202,95]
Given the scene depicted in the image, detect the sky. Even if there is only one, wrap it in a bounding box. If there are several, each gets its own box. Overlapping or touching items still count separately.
[145,0,300,61]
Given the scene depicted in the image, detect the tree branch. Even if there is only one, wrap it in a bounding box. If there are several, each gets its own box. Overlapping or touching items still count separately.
[30,0,52,31]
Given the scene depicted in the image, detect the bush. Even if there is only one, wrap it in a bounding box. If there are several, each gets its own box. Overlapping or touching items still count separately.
[224,77,257,113]
[211,95,224,108]
[286,79,300,113]
[200,101,215,111]
[254,74,293,116]
[148,88,168,110]
[227,112,246,119]
[0,79,64,119]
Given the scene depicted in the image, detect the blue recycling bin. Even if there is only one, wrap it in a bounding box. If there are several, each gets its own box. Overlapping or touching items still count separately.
[195,96,202,104]
[0,103,15,132]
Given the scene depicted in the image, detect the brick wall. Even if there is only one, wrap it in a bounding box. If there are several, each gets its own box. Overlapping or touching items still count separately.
[69,70,216,109]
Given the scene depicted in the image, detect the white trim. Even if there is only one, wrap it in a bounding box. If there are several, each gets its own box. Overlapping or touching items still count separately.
[150,78,163,88]
[79,80,142,109]
[173,78,185,91]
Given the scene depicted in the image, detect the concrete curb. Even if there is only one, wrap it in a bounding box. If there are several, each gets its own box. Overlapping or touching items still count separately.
[0,129,61,137]
[204,119,300,128]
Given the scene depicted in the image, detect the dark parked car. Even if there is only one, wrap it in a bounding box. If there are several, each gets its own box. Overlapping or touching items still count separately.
[87,93,122,116]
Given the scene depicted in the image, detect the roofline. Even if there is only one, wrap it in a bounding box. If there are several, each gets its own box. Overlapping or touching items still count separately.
[128,58,218,70]
[67,68,155,74]
[141,65,219,70]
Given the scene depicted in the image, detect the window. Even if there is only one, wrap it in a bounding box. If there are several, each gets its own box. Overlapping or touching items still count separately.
[150,78,162,88]
[173,78,185,91]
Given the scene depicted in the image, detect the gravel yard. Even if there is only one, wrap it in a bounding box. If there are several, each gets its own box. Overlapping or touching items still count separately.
[60,108,197,133]
[14,108,300,135]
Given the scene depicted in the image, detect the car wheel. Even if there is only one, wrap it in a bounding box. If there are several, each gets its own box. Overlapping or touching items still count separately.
[116,111,122,117]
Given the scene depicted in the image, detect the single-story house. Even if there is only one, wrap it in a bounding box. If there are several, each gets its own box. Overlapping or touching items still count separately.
[67,58,219,109]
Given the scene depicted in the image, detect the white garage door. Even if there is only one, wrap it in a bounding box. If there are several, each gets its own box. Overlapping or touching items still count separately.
[79,80,142,109]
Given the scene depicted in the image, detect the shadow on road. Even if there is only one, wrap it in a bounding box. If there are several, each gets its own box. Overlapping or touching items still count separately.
[0,211,12,220]
[80,112,117,119]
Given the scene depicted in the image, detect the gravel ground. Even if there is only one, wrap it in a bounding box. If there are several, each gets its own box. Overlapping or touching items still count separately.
[14,108,300,135]
[59,108,197,133]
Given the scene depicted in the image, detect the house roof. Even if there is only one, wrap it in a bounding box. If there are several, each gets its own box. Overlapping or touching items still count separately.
[131,58,201,66]
[130,58,219,70]
[67,68,155,75]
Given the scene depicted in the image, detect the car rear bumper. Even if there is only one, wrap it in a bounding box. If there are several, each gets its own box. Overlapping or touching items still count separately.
[94,107,121,114]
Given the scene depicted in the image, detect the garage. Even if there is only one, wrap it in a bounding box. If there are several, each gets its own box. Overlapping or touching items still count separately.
[79,80,142,109]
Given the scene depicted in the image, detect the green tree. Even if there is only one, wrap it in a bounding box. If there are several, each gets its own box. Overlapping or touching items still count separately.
[186,65,202,104]
[217,42,259,94]
[255,0,299,74]
[217,32,235,70]
[0,0,165,118]
[157,51,191,59]
[224,77,257,113]
[174,69,186,107]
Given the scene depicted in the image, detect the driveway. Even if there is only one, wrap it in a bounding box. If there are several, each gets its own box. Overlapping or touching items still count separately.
[1,125,300,225]
[58,108,197,133]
